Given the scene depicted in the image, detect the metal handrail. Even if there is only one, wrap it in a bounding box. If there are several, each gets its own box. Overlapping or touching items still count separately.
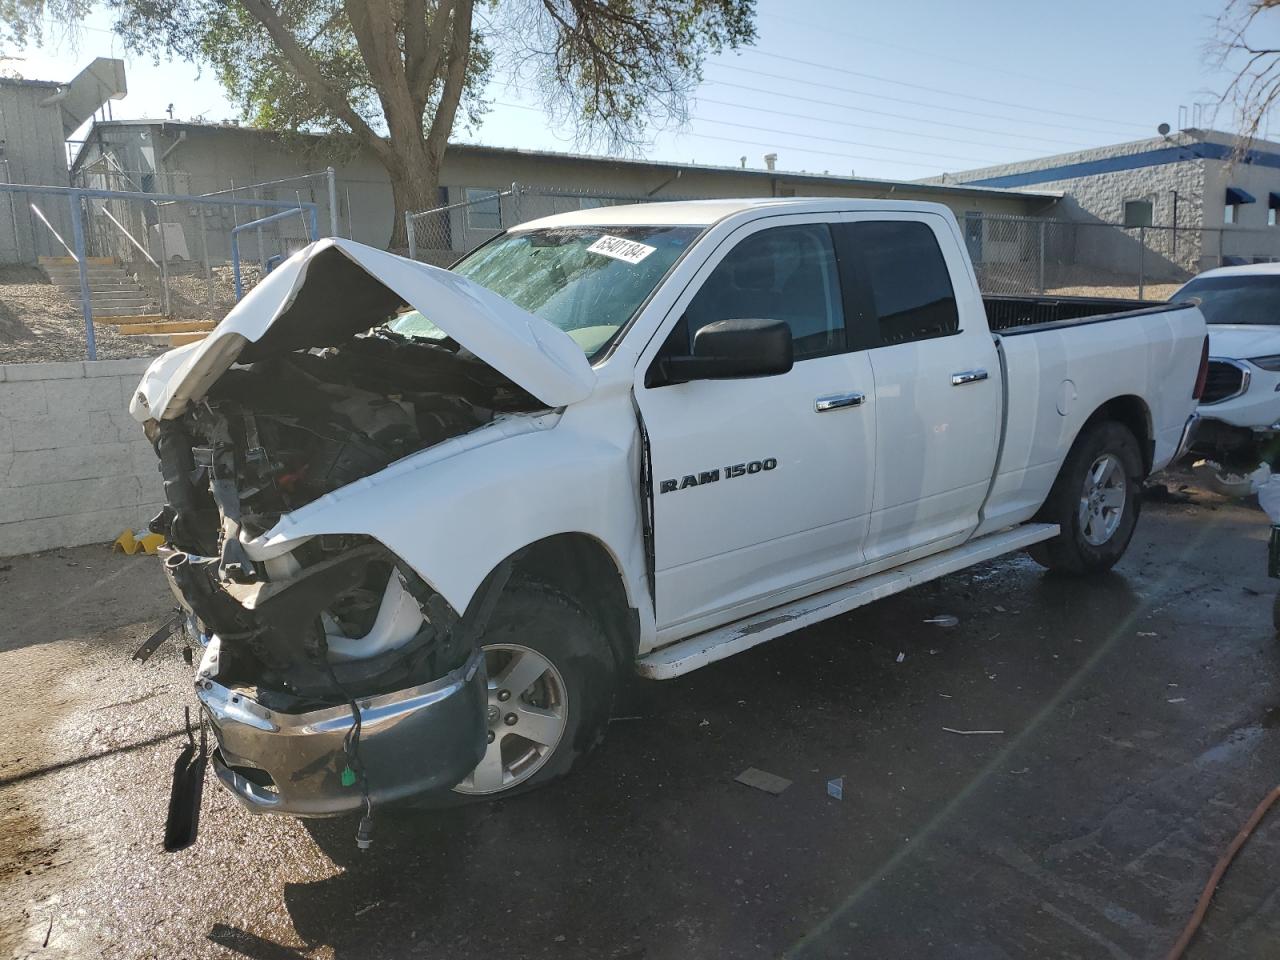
[231,205,320,300]
[30,202,76,260]
[95,204,159,268]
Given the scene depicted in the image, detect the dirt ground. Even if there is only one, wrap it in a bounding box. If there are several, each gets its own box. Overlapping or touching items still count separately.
[147,263,264,322]
[1047,283,1183,301]
[2,476,1279,959]
[0,266,164,364]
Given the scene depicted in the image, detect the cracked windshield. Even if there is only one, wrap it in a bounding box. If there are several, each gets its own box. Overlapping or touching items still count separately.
[391,225,701,356]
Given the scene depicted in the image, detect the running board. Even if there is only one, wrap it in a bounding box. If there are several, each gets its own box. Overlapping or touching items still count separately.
[636,523,1059,680]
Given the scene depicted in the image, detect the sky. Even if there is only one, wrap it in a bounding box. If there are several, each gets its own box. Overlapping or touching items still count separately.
[10,0,1280,182]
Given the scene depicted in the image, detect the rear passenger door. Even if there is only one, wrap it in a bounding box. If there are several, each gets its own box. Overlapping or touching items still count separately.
[635,217,877,636]
[835,214,1001,565]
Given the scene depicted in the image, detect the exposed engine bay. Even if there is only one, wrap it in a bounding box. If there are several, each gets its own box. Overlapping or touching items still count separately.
[131,238,601,828]
[151,321,544,709]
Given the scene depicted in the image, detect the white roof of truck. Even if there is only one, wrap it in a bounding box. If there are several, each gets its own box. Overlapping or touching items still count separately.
[512,197,955,230]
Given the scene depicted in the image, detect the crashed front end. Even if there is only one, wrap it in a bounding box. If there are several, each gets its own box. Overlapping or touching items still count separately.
[133,238,594,817]
[163,538,488,816]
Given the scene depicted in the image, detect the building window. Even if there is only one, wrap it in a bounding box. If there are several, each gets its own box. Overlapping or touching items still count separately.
[1123,200,1153,228]
[986,218,1018,243]
[464,188,501,230]
[1225,186,1256,226]
[1271,207,1277,227]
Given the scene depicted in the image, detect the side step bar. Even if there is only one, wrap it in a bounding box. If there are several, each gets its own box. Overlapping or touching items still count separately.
[636,523,1059,680]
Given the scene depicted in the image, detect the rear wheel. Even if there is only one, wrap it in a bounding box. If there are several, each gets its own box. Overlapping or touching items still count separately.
[1029,421,1143,576]
[450,581,618,800]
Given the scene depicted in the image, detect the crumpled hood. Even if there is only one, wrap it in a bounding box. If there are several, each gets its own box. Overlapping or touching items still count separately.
[1207,324,1280,363]
[130,237,595,421]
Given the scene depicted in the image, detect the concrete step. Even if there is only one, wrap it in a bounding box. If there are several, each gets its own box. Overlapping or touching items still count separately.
[55,285,149,294]
[94,307,164,318]
[123,331,208,347]
[93,314,169,326]
[113,320,215,335]
[38,255,114,266]
[88,295,154,304]
[48,274,141,284]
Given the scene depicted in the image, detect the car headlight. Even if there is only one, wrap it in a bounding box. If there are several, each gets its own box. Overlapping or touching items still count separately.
[1248,354,1280,371]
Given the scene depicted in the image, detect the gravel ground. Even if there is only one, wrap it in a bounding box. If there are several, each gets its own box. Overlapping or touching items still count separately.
[1047,283,1183,301]
[2,473,1279,958]
[147,263,264,322]
[0,266,165,364]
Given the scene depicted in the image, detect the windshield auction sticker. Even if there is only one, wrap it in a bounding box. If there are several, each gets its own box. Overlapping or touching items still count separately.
[587,234,657,264]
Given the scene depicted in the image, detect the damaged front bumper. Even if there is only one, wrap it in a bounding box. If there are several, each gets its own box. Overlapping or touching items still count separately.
[196,639,486,816]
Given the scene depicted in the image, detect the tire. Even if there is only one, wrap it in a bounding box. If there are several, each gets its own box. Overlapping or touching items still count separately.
[1028,420,1144,576]
[446,580,618,801]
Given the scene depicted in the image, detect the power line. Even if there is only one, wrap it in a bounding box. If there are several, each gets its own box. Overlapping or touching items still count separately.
[493,72,1101,159]
[693,116,998,165]
[487,101,968,172]
[748,50,1147,129]
[702,77,1103,149]
[709,63,1148,140]
[756,11,1116,97]
[693,92,1094,153]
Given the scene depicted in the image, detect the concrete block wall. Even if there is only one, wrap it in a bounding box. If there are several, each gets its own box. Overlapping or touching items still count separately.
[0,358,162,557]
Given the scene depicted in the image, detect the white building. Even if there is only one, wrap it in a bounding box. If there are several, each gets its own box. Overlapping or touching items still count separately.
[931,129,1280,275]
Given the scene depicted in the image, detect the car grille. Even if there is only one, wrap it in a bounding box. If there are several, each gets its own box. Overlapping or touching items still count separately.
[1201,359,1249,405]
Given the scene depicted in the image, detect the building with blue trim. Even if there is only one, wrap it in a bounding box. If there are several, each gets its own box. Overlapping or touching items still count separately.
[926,129,1280,275]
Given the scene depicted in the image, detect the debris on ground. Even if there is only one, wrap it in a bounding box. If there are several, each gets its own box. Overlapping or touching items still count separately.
[735,767,792,795]
[1168,698,1187,704]
[113,530,166,556]
[896,652,906,663]
[827,777,844,800]
[924,615,960,627]
[1145,482,1196,504]
[942,728,1005,736]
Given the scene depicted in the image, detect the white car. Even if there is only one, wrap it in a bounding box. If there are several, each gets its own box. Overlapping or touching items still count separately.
[130,199,1206,825]
[1175,263,1280,495]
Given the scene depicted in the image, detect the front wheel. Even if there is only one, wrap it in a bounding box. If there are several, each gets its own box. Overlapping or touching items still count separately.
[450,581,618,800]
[1029,421,1143,576]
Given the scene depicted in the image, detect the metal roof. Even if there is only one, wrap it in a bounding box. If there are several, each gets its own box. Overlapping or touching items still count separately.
[75,118,1063,203]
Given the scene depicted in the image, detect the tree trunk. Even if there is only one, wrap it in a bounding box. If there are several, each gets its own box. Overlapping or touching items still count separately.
[386,152,443,251]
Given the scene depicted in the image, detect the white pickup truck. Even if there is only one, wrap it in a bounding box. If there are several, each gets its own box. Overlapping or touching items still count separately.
[131,198,1207,821]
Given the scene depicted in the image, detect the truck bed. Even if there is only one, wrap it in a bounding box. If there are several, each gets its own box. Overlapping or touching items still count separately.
[984,294,1189,335]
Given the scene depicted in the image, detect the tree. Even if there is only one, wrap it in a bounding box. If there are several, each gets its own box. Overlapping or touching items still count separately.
[4,0,755,245]
[1213,0,1280,148]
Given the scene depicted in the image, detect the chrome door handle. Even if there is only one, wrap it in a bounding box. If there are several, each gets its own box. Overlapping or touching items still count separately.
[815,392,865,412]
[951,369,989,386]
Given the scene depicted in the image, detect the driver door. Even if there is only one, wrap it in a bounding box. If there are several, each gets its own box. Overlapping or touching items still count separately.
[635,217,877,638]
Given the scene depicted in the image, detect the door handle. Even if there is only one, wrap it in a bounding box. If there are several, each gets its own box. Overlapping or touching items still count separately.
[815,392,865,412]
[951,369,989,386]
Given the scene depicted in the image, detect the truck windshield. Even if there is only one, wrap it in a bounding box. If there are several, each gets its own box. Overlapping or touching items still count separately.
[1176,274,1280,325]
[390,225,701,357]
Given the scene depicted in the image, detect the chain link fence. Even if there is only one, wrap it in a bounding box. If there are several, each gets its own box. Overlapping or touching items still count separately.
[69,167,337,320]
[407,188,1280,302]
[405,183,703,267]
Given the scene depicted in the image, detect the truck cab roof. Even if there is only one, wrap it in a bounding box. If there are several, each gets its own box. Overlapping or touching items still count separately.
[511,197,957,231]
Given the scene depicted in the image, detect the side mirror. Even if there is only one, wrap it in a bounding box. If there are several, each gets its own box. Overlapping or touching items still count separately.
[660,318,794,383]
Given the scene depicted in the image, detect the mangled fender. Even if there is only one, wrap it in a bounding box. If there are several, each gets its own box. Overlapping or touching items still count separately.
[240,395,655,645]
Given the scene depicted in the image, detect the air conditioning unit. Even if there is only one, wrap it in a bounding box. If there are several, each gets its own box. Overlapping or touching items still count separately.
[149,221,190,261]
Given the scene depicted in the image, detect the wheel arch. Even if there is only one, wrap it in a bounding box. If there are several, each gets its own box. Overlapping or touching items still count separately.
[1081,394,1154,475]
[487,533,642,670]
